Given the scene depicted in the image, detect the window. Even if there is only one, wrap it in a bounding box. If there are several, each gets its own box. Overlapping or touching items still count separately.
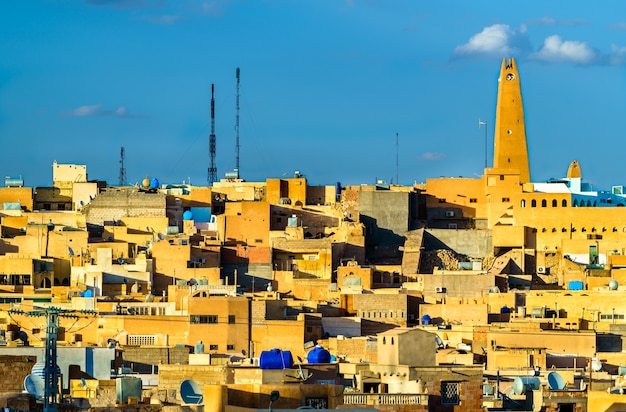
[521,199,526,208]
[441,382,460,405]
[562,199,567,207]
[227,344,235,350]
[531,200,537,207]
[541,199,547,207]
[209,344,218,350]
[552,199,557,207]
[502,197,510,202]
[469,198,477,203]
[128,335,156,346]
[228,315,236,324]
[190,315,218,324]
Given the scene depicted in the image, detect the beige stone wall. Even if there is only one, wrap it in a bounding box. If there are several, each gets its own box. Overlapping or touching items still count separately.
[53,161,87,182]
[187,295,250,354]
[0,187,33,211]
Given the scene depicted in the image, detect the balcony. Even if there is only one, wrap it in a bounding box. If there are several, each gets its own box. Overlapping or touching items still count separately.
[343,393,428,407]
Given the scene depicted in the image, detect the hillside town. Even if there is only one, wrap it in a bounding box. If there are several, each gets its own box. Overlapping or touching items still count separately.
[2,58,626,411]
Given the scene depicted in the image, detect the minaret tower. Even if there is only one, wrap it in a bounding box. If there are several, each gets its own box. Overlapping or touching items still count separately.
[493,57,530,183]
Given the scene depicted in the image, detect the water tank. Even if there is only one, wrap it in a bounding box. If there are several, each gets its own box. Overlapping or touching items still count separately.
[149,178,159,189]
[195,341,205,354]
[259,349,294,370]
[568,280,584,291]
[183,210,193,220]
[142,178,151,188]
[307,346,331,364]
[116,376,142,403]
[421,314,431,325]
[500,306,511,314]
[512,376,540,395]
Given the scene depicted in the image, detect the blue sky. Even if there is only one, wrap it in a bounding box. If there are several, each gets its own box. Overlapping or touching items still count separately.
[2,1,626,189]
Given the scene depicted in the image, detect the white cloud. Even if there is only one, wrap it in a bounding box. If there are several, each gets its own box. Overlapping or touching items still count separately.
[610,22,626,31]
[529,35,599,64]
[417,152,447,161]
[527,16,589,26]
[66,104,103,117]
[64,104,148,118]
[452,24,531,59]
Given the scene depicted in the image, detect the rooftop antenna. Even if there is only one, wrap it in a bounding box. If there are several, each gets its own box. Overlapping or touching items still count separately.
[235,67,240,176]
[119,146,126,186]
[208,84,217,185]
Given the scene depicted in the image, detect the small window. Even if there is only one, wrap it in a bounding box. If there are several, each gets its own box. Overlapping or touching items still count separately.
[441,382,460,405]
[502,197,510,202]
[228,315,236,324]
[469,198,477,203]
[500,175,504,180]
[521,199,526,208]
[227,344,235,350]
[531,200,537,208]
[541,199,547,207]
[552,199,557,207]
[209,344,218,350]
[562,199,567,207]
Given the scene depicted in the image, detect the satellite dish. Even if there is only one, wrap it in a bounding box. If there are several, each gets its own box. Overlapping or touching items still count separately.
[117,257,124,264]
[24,374,45,399]
[68,247,75,257]
[180,380,203,405]
[157,233,165,240]
[591,358,603,372]
[547,372,566,390]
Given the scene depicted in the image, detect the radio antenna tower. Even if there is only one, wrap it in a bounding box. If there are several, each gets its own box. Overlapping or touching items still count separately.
[235,67,240,175]
[208,84,217,185]
[119,146,126,186]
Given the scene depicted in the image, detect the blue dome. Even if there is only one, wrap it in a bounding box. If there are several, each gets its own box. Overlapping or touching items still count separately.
[149,178,159,189]
[183,210,193,220]
[421,314,431,325]
[307,346,331,364]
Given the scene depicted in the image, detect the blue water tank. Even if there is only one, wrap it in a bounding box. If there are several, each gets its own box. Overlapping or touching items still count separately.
[568,280,584,290]
[421,314,431,325]
[149,178,159,189]
[183,210,193,220]
[81,289,94,298]
[500,306,511,314]
[194,341,205,354]
[307,346,331,364]
[259,349,294,370]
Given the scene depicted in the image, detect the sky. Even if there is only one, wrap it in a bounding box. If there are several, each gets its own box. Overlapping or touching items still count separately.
[2,1,626,190]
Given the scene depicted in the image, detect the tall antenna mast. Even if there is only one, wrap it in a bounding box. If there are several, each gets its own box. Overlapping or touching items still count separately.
[119,146,126,186]
[235,67,240,175]
[208,84,217,185]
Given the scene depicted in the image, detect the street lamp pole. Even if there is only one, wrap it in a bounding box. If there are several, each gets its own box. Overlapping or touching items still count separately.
[479,119,488,169]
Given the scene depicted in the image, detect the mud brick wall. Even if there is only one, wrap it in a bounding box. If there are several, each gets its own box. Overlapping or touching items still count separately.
[0,355,36,393]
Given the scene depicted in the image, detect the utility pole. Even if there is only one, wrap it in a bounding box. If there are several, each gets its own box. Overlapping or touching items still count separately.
[10,307,96,412]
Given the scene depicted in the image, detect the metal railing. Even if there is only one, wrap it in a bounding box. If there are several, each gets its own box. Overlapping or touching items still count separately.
[343,393,428,406]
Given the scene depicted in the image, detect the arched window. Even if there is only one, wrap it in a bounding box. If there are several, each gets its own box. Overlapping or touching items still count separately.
[573,199,578,207]
[521,199,526,208]
[541,199,547,207]
[531,199,537,207]
[562,199,567,207]
[552,199,557,207]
